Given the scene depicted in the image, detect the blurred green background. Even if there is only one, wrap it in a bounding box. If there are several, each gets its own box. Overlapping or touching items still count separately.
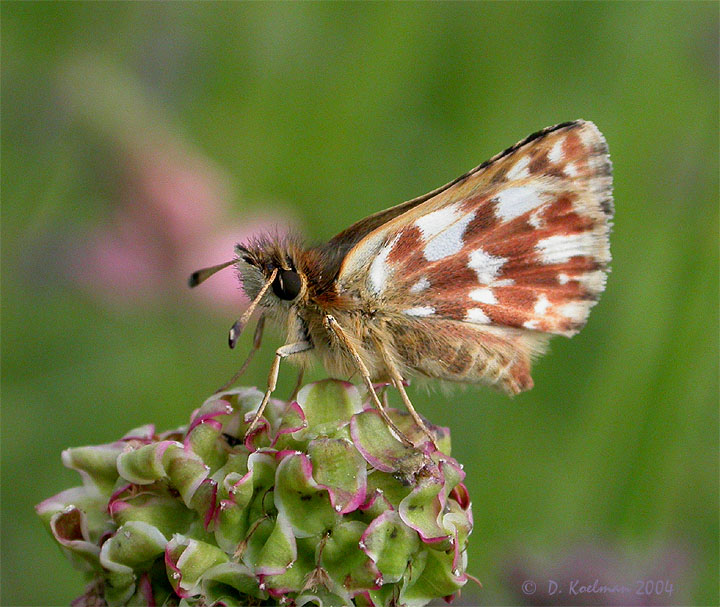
[2,2,717,605]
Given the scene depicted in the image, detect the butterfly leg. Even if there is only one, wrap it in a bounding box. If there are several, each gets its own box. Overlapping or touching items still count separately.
[289,368,305,401]
[323,315,414,447]
[388,370,438,449]
[216,316,266,393]
[244,339,313,438]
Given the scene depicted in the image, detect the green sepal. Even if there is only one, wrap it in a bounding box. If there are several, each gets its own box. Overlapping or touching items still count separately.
[167,534,229,596]
[296,380,363,439]
[309,438,367,513]
[399,470,450,547]
[255,512,297,575]
[361,510,419,584]
[351,410,426,477]
[163,446,211,506]
[116,441,179,484]
[274,453,338,538]
[62,444,125,494]
[400,547,466,604]
[201,561,266,602]
[112,490,196,540]
[321,521,379,592]
[100,521,168,572]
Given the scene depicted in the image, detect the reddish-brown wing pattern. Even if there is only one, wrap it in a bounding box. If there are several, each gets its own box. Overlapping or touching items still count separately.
[339,120,612,337]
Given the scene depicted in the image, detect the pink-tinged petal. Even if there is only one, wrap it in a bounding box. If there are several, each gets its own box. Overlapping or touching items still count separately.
[137,572,156,606]
[121,424,156,442]
[263,582,299,599]
[272,401,307,445]
[254,513,297,576]
[399,548,468,603]
[61,444,126,494]
[161,446,211,507]
[165,538,190,599]
[320,521,382,595]
[48,506,100,559]
[350,410,426,475]
[351,589,376,606]
[274,453,339,538]
[308,438,367,514]
[222,469,255,508]
[398,470,450,545]
[200,562,267,601]
[360,511,419,584]
[274,449,302,462]
[244,417,272,452]
[359,489,394,515]
[190,478,218,530]
[449,482,470,510]
[116,440,183,485]
[213,470,254,552]
[441,456,466,482]
[187,400,233,434]
[107,483,134,516]
[295,380,363,439]
[166,535,229,598]
[35,486,94,519]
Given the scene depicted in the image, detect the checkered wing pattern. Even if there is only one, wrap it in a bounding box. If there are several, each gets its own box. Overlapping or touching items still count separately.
[338,120,613,338]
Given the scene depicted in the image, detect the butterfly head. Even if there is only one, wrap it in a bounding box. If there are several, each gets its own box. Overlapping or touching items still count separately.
[235,236,306,307]
[189,234,311,348]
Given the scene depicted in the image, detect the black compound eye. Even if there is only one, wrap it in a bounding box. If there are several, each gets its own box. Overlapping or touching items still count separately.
[272,269,302,301]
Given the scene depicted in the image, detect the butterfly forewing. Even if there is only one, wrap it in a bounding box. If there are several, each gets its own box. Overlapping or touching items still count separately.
[338,120,613,338]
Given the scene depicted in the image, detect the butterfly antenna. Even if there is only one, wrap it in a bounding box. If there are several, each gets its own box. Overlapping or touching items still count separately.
[228,268,278,349]
[188,259,236,288]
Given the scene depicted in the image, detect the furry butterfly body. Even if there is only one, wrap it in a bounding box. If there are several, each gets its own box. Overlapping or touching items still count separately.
[192,120,613,444]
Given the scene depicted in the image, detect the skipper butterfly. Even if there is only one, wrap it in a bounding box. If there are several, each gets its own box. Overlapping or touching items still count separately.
[190,120,613,447]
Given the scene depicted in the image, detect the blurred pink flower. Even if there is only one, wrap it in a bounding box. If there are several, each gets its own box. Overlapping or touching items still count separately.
[57,57,298,311]
[70,144,297,309]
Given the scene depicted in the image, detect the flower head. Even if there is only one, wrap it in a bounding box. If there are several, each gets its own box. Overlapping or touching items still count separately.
[37,379,473,606]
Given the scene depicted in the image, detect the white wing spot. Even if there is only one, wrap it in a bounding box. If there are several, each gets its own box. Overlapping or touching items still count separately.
[534,293,551,316]
[415,203,461,238]
[415,203,474,262]
[536,233,595,265]
[404,306,435,317]
[368,234,400,294]
[494,186,542,221]
[468,248,507,285]
[548,139,564,163]
[578,126,598,149]
[558,301,589,323]
[523,320,540,330]
[505,155,530,180]
[564,162,578,177]
[469,288,497,305]
[528,207,546,229]
[576,270,606,292]
[465,307,491,324]
[558,273,570,285]
[409,276,430,293]
[493,278,515,287]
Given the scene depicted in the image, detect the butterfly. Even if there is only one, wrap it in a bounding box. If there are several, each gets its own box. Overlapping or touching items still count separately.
[190,120,613,448]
